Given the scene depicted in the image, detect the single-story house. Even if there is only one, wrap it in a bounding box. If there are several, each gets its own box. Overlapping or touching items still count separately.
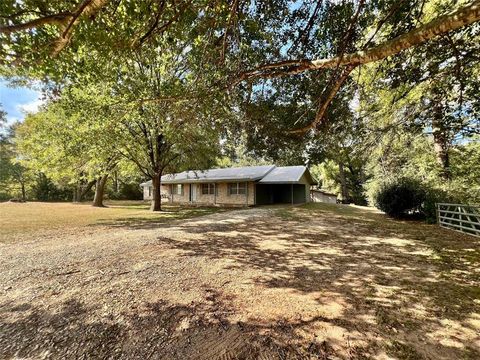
[140,165,315,206]
[310,189,338,204]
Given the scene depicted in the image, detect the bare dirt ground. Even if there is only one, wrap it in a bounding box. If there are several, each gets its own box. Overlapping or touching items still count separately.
[1,203,479,359]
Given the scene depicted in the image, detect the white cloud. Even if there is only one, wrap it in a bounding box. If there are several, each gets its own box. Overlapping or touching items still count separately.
[17,98,44,114]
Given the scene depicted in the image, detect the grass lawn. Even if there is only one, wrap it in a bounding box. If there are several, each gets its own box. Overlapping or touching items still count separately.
[0,200,225,243]
[1,202,479,359]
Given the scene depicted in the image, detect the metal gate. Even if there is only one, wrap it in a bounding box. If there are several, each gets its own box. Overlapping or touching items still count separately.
[436,203,480,237]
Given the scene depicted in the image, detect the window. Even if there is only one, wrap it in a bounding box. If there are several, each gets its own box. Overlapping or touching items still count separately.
[201,183,215,195]
[148,186,152,197]
[172,184,183,195]
[228,182,246,195]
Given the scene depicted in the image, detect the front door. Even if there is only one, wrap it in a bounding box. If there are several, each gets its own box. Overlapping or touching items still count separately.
[190,184,197,202]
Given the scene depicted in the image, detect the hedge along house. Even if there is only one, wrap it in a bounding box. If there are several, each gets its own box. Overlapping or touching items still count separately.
[140,165,315,206]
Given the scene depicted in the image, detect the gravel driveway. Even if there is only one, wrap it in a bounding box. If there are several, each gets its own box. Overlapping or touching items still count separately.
[1,205,479,359]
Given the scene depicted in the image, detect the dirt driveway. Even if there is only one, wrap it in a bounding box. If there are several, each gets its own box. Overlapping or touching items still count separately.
[1,204,479,359]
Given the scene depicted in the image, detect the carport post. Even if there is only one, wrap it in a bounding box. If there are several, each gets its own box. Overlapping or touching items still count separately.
[291,184,293,205]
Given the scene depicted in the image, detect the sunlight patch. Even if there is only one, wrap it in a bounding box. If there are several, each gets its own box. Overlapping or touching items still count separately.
[359,236,416,247]
[426,318,480,348]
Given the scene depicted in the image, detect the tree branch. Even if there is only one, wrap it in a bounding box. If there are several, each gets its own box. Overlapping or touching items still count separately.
[134,0,166,46]
[236,1,480,83]
[220,0,240,63]
[0,13,72,34]
[0,0,109,56]
[289,64,357,134]
[52,0,110,56]
[288,0,323,54]
[133,0,192,47]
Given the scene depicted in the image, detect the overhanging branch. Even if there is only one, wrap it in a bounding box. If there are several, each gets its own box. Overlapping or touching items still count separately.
[52,0,110,56]
[289,64,357,134]
[0,0,110,56]
[0,13,72,34]
[236,1,480,83]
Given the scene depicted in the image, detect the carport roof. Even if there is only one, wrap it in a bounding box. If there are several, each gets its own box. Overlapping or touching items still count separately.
[258,166,315,184]
[140,165,315,185]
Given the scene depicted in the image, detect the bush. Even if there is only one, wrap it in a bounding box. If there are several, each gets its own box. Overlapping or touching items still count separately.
[31,173,73,201]
[422,188,444,224]
[108,182,143,200]
[375,179,426,218]
[422,187,461,224]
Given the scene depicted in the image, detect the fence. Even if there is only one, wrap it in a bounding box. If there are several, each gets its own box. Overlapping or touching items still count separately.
[436,203,480,237]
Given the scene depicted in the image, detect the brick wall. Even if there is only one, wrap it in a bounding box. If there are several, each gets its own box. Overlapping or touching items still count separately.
[161,182,255,206]
[170,184,190,203]
[145,181,310,206]
[214,182,254,206]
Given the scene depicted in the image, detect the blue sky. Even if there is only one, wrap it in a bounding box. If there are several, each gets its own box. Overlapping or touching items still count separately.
[0,79,43,126]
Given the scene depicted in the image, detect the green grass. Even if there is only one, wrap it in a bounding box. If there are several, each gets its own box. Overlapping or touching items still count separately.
[0,200,225,242]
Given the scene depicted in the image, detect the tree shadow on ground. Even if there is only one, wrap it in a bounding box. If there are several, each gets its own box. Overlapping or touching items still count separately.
[147,204,480,359]
[3,204,478,359]
[94,207,228,230]
[0,290,343,359]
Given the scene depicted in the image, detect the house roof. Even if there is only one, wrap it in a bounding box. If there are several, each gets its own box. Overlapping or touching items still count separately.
[140,165,315,186]
[258,166,314,184]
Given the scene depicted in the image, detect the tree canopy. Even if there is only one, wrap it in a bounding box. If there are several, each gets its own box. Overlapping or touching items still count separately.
[1,0,479,210]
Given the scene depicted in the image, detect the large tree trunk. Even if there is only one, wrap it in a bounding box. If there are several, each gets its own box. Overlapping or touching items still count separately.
[432,117,451,180]
[150,173,162,211]
[93,174,109,207]
[432,99,451,180]
[338,162,350,204]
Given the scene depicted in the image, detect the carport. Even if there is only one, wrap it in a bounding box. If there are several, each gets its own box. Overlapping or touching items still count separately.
[255,183,307,205]
[254,166,315,205]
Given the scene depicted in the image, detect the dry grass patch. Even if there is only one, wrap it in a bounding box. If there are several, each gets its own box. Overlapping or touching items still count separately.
[0,200,224,243]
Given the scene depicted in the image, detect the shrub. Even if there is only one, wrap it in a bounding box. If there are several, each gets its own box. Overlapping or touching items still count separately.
[422,188,445,224]
[422,187,461,224]
[108,182,142,200]
[375,179,426,218]
[31,173,73,201]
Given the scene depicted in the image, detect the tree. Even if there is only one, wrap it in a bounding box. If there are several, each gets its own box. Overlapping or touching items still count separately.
[16,91,119,206]
[3,1,480,129]
[233,1,480,133]
[0,0,198,78]
[111,47,222,211]
[356,4,480,180]
[3,0,480,212]
[59,85,121,207]
[0,107,30,200]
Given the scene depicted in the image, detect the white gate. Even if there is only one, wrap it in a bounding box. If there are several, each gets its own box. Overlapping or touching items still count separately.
[436,203,480,237]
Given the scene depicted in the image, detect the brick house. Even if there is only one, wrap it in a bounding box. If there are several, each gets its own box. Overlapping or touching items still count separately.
[140,165,315,206]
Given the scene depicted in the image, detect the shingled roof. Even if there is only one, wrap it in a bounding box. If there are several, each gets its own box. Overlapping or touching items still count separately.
[258,166,314,184]
[140,165,315,185]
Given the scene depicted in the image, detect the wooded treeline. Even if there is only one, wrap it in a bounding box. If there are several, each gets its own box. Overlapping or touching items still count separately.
[1,0,479,211]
